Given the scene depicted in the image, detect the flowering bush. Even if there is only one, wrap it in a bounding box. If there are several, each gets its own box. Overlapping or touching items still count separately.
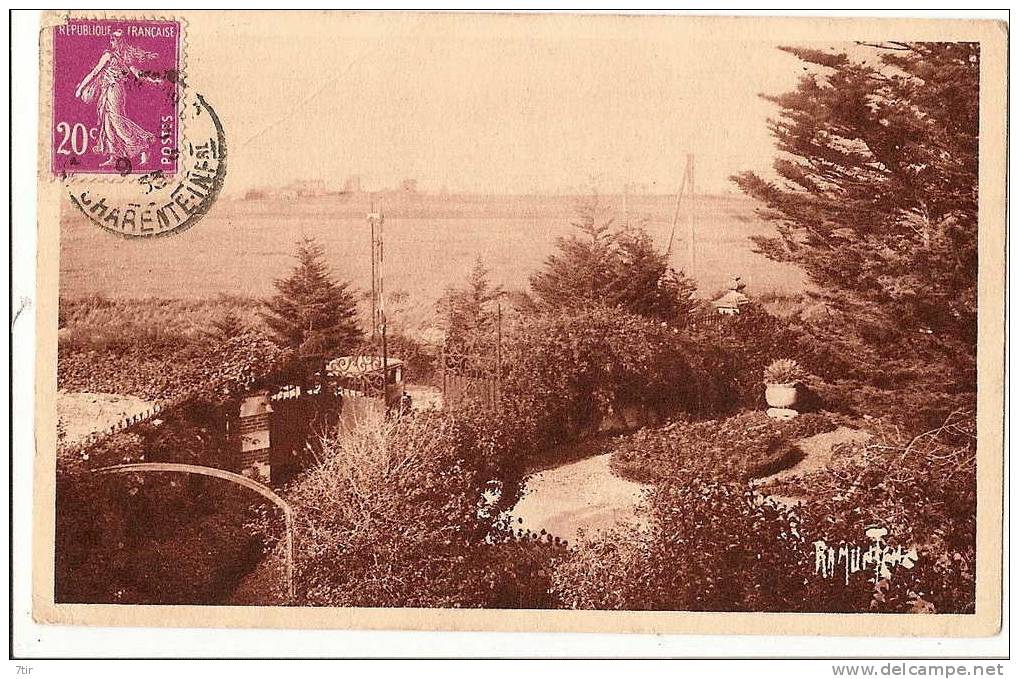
[552,481,816,611]
[558,406,976,614]
[611,411,836,485]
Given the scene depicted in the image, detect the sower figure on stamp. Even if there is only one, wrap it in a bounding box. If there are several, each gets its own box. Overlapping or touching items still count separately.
[74,30,160,168]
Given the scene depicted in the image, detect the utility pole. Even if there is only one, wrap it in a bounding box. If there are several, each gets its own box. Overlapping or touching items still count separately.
[495,303,502,409]
[686,154,696,280]
[666,154,696,280]
[368,201,387,385]
[369,200,378,339]
[622,181,629,227]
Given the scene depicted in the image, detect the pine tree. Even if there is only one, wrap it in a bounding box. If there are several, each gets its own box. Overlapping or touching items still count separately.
[438,258,503,352]
[528,197,697,323]
[732,43,978,380]
[206,310,248,340]
[262,237,363,357]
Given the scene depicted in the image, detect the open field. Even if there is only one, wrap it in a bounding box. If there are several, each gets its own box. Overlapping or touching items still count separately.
[60,192,806,332]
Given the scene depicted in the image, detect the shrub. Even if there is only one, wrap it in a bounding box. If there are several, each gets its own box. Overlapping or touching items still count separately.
[560,407,976,614]
[53,389,318,606]
[56,469,265,604]
[58,329,293,402]
[680,305,818,412]
[262,410,563,608]
[386,331,438,385]
[552,482,816,611]
[610,411,836,486]
[792,406,977,613]
[499,306,699,453]
[55,410,266,604]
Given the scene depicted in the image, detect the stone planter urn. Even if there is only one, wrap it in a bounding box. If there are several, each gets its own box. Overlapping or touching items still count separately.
[765,382,798,409]
[763,359,805,420]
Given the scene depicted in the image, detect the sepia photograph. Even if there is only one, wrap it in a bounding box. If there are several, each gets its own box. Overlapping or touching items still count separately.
[21,10,1006,645]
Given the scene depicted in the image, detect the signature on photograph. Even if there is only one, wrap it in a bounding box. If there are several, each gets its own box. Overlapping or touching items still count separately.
[814,528,918,586]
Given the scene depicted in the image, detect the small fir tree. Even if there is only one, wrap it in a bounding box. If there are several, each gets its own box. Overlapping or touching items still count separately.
[262,237,363,357]
[438,258,503,352]
[527,197,697,323]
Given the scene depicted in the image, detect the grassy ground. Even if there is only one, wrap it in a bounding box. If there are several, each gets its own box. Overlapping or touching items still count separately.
[58,295,264,352]
[60,193,806,336]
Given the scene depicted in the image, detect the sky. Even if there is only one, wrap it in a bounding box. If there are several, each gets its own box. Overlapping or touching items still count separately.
[185,13,815,195]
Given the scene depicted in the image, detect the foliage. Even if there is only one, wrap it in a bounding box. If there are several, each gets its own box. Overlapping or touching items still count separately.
[262,237,363,357]
[498,306,699,451]
[789,406,977,613]
[58,294,264,353]
[385,331,438,384]
[260,411,563,607]
[680,305,819,412]
[764,358,806,385]
[437,258,504,353]
[206,310,249,340]
[59,329,293,402]
[552,483,817,611]
[610,411,836,486]
[732,43,979,385]
[54,406,265,604]
[560,407,975,613]
[525,197,697,323]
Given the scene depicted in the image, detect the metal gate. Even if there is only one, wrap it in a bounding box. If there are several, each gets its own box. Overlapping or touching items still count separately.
[440,346,501,410]
[439,307,503,411]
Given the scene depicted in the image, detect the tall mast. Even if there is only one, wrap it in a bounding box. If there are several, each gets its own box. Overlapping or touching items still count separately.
[665,154,696,280]
[368,200,386,379]
[369,198,378,339]
[686,154,695,279]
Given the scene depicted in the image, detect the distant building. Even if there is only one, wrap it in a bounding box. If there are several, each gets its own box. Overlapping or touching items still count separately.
[290,179,329,197]
[713,276,751,315]
[343,175,362,193]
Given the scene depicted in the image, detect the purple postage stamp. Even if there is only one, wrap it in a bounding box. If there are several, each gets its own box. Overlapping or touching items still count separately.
[52,19,181,177]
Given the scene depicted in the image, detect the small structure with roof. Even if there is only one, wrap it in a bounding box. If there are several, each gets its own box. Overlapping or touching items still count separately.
[713,275,751,315]
[327,355,405,435]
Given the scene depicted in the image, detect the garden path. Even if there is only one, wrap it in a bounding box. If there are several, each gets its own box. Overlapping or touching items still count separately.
[509,452,649,544]
[57,391,157,446]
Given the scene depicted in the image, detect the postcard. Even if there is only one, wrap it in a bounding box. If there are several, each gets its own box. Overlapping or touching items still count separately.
[32,10,1006,636]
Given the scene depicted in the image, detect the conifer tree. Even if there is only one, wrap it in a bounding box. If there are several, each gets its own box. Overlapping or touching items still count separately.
[528,197,697,323]
[262,237,363,356]
[439,258,503,352]
[732,43,978,379]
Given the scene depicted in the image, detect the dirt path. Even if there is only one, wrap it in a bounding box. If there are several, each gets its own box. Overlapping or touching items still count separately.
[57,391,157,446]
[509,452,649,544]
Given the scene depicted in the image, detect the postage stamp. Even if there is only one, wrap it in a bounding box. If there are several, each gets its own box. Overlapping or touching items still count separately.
[52,19,181,177]
[65,93,226,238]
